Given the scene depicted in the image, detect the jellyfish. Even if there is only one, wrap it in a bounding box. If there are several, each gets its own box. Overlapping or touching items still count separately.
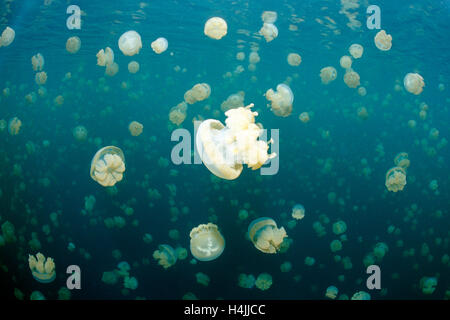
[153,244,177,269]
[175,247,188,260]
[385,166,407,192]
[299,112,310,123]
[236,52,245,61]
[124,276,138,290]
[351,291,371,300]
[35,72,47,85]
[96,47,114,66]
[169,102,187,126]
[332,220,347,235]
[0,26,15,47]
[118,31,142,56]
[373,242,389,259]
[420,277,437,294]
[189,223,225,261]
[320,66,337,84]
[259,23,278,42]
[249,51,260,64]
[374,30,392,51]
[185,83,211,104]
[196,104,276,180]
[128,121,143,136]
[358,87,367,96]
[291,204,305,220]
[349,44,363,59]
[255,273,273,290]
[325,286,339,299]
[128,61,140,74]
[287,53,302,66]
[151,37,168,54]
[66,36,81,54]
[238,274,256,289]
[304,256,315,266]
[330,240,343,252]
[280,261,292,272]
[265,84,294,117]
[31,53,45,71]
[0,119,6,132]
[248,217,287,254]
[394,152,410,169]
[30,291,46,300]
[404,73,425,95]
[221,91,245,112]
[28,253,56,283]
[195,272,210,286]
[204,17,228,40]
[73,125,87,141]
[90,146,126,187]
[343,69,360,88]
[105,62,119,77]
[339,55,352,69]
[8,117,22,136]
[261,11,277,23]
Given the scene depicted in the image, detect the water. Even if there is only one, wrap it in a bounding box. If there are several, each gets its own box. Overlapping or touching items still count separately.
[0,0,449,300]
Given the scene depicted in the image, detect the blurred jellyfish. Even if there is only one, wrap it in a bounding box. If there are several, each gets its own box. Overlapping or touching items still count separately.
[236,52,245,61]
[151,37,168,54]
[73,125,88,141]
[394,152,410,169]
[8,117,22,135]
[339,55,352,69]
[169,102,187,126]
[320,66,337,84]
[429,180,438,191]
[349,44,363,59]
[332,220,347,235]
[385,166,407,192]
[249,51,260,64]
[280,261,292,272]
[90,146,126,187]
[118,31,142,56]
[330,240,343,252]
[31,53,45,71]
[28,253,56,283]
[105,62,119,77]
[189,223,225,261]
[261,11,277,23]
[0,119,6,132]
[238,274,256,289]
[175,247,188,260]
[184,83,211,104]
[66,36,81,54]
[196,104,276,180]
[343,69,360,88]
[248,217,287,254]
[128,121,143,136]
[374,30,392,51]
[221,91,245,112]
[35,72,47,85]
[325,286,339,299]
[259,23,278,42]
[128,61,140,74]
[420,277,437,294]
[96,47,114,66]
[30,291,46,300]
[404,73,425,95]
[204,17,228,40]
[291,204,305,220]
[255,273,273,290]
[196,272,210,286]
[265,84,294,117]
[373,242,389,259]
[299,112,310,123]
[287,53,302,66]
[304,256,315,266]
[153,244,177,269]
[351,291,370,300]
[124,276,138,290]
[0,26,15,47]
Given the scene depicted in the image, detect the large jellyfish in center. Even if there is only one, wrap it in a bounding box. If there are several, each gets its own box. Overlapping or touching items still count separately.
[196,103,276,180]
[118,31,142,56]
[189,223,225,261]
[90,146,126,187]
[248,217,287,254]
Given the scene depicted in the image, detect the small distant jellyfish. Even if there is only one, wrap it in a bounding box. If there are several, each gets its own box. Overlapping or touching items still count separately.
[124,276,138,290]
[429,180,438,191]
[351,291,371,300]
[236,52,245,61]
[73,125,88,141]
[374,30,392,51]
[385,166,407,192]
[118,31,142,56]
[304,256,315,266]
[66,36,81,54]
[128,121,143,136]
[190,223,225,261]
[330,240,343,252]
[287,53,302,66]
[280,261,292,272]
[291,204,305,220]
[255,273,273,291]
[31,53,45,71]
[248,217,287,254]
[265,83,294,117]
[349,44,363,59]
[420,277,437,294]
[404,73,425,95]
[299,112,310,123]
[332,220,347,235]
[90,146,126,187]
[339,55,352,69]
[96,47,114,66]
[128,61,140,74]
[325,286,339,299]
[0,26,15,47]
[238,274,256,289]
[204,17,228,40]
[259,23,278,42]
[169,102,187,126]
[105,62,119,77]
[28,253,56,283]
[344,69,360,88]
[249,51,260,64]
[151,37,168,54]
[153,244,177,269]
[261,11,277,23]
[35,71,47,85]
[357,87,367,96]
[320,66,337,84]
[394,152,410,169]
[195,272,210,286]
[8,117,22,136]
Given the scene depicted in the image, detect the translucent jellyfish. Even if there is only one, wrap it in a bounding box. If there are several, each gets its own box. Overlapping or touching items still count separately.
[128,61,140,74]
[332,220,347,235]
[343,69,360,88]
[287,53,302,66]
[339,55,352,69]
[280,261,292,272]
[304,256,315,266]
[151,37,168,54]
[124,276,138,290]
[420,277,437,294]
[28,253,56,283]
[221,91,245,112]
[259,23,278,42]
[404,73,425,95]
[196,104,276,180]
[8,117,22,135]
[0,119,6,132]
[96,47,114,66]
[204,17,228,40]
[249,51,260,64]
[128,121,143,136]
[189,223,225,261]
[374,30,392,51]
[291,204,305,220]
[238,274,256,289]
[248,217,287,254]
[118,31,142,56]
[349,44,363,59]
[320,66,337,84]
[90,146,126,187]
[351,291,371,300]
[299,112,310,123]
[169,102,187,126]
[175,247,188,260]
[30,291,46,300]
[330,240,343,252]
[394,152,410,169]
[236,52,245,61]
[325,286,339,299]
[385,166,407,192]
[255,273,273,291]
[261,11,277,23]
[105,62,119,77]
[265,84,294,117]
[73,125,88,141]
[31,53,45,71]
[66,36,81,54]
[35,72,47,85]
[0,26,15,47]
[373,242,389,259]
[195,272,210,286]
[153,244,177,269]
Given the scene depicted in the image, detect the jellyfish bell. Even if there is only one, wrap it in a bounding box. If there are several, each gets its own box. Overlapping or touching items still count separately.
[292,204,305,220]
[151,37,168,54]
[320,66,337,84]
[97,47,114,66]
[265,84,294,117]
[204,17,228,40]
[90,146,126,187]
[394,152,410,169]
[248,217,287,254]
[349,44,363,59]
[385,166,407,192]
[404,73,425,95]
[66,36,81,54]
[28,253,56,283]
[339,55,352,69]
[0,26,15,47]
[118,31,142,56]
[259,23,278,42]
[189,223,225,261]
[153,244,177,269]
[128,61,140,74]
[374,30,392,51]
[287,53,301,66]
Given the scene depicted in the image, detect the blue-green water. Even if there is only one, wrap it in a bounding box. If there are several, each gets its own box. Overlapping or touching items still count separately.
[0,0,449,300]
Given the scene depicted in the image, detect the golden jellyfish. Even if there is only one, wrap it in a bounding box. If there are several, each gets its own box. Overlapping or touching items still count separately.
[105,62,119,77]
[325,286,339,299]
[261,11,277,23]
[259,23,278,42]
[265,83,294,117]
[358,86,367,96]
[96,47,114,66]
[332,220,347,235]
[35,72,47,85]
[151,37,168,54]
[394,152,410,169]
[204,17,228,40]
[73,125,88,141]
[153,244,177,269]
[90,146,126,187]
[31,53,45,71]
[66,36,81,54]
[404,73,425,95]
[320,66,337,84]
[385,166,407,192]
[169,102,187,126]
[8,117,22,135]
[339,55,352,69]
[374,30,392,51]
[236,52,245,61]
[54,95,64,106]
[287,53,302,66]
[249,51,260,64]
[220,91,245,112]
[28,253,56,283]
[118,30,142,56]
[299,112,310,123]
[128,121,143,136]
[291,204,305,220]
[196,104,276,180]
[255,273,273,290]
[189,223,225,261]
[248,217,287,254]
[343,69,360,88]
[0,26,15,47]
[420,277,437,294]
[127,61,140,74]
[184,83,211,104]
[349,44,363,59]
